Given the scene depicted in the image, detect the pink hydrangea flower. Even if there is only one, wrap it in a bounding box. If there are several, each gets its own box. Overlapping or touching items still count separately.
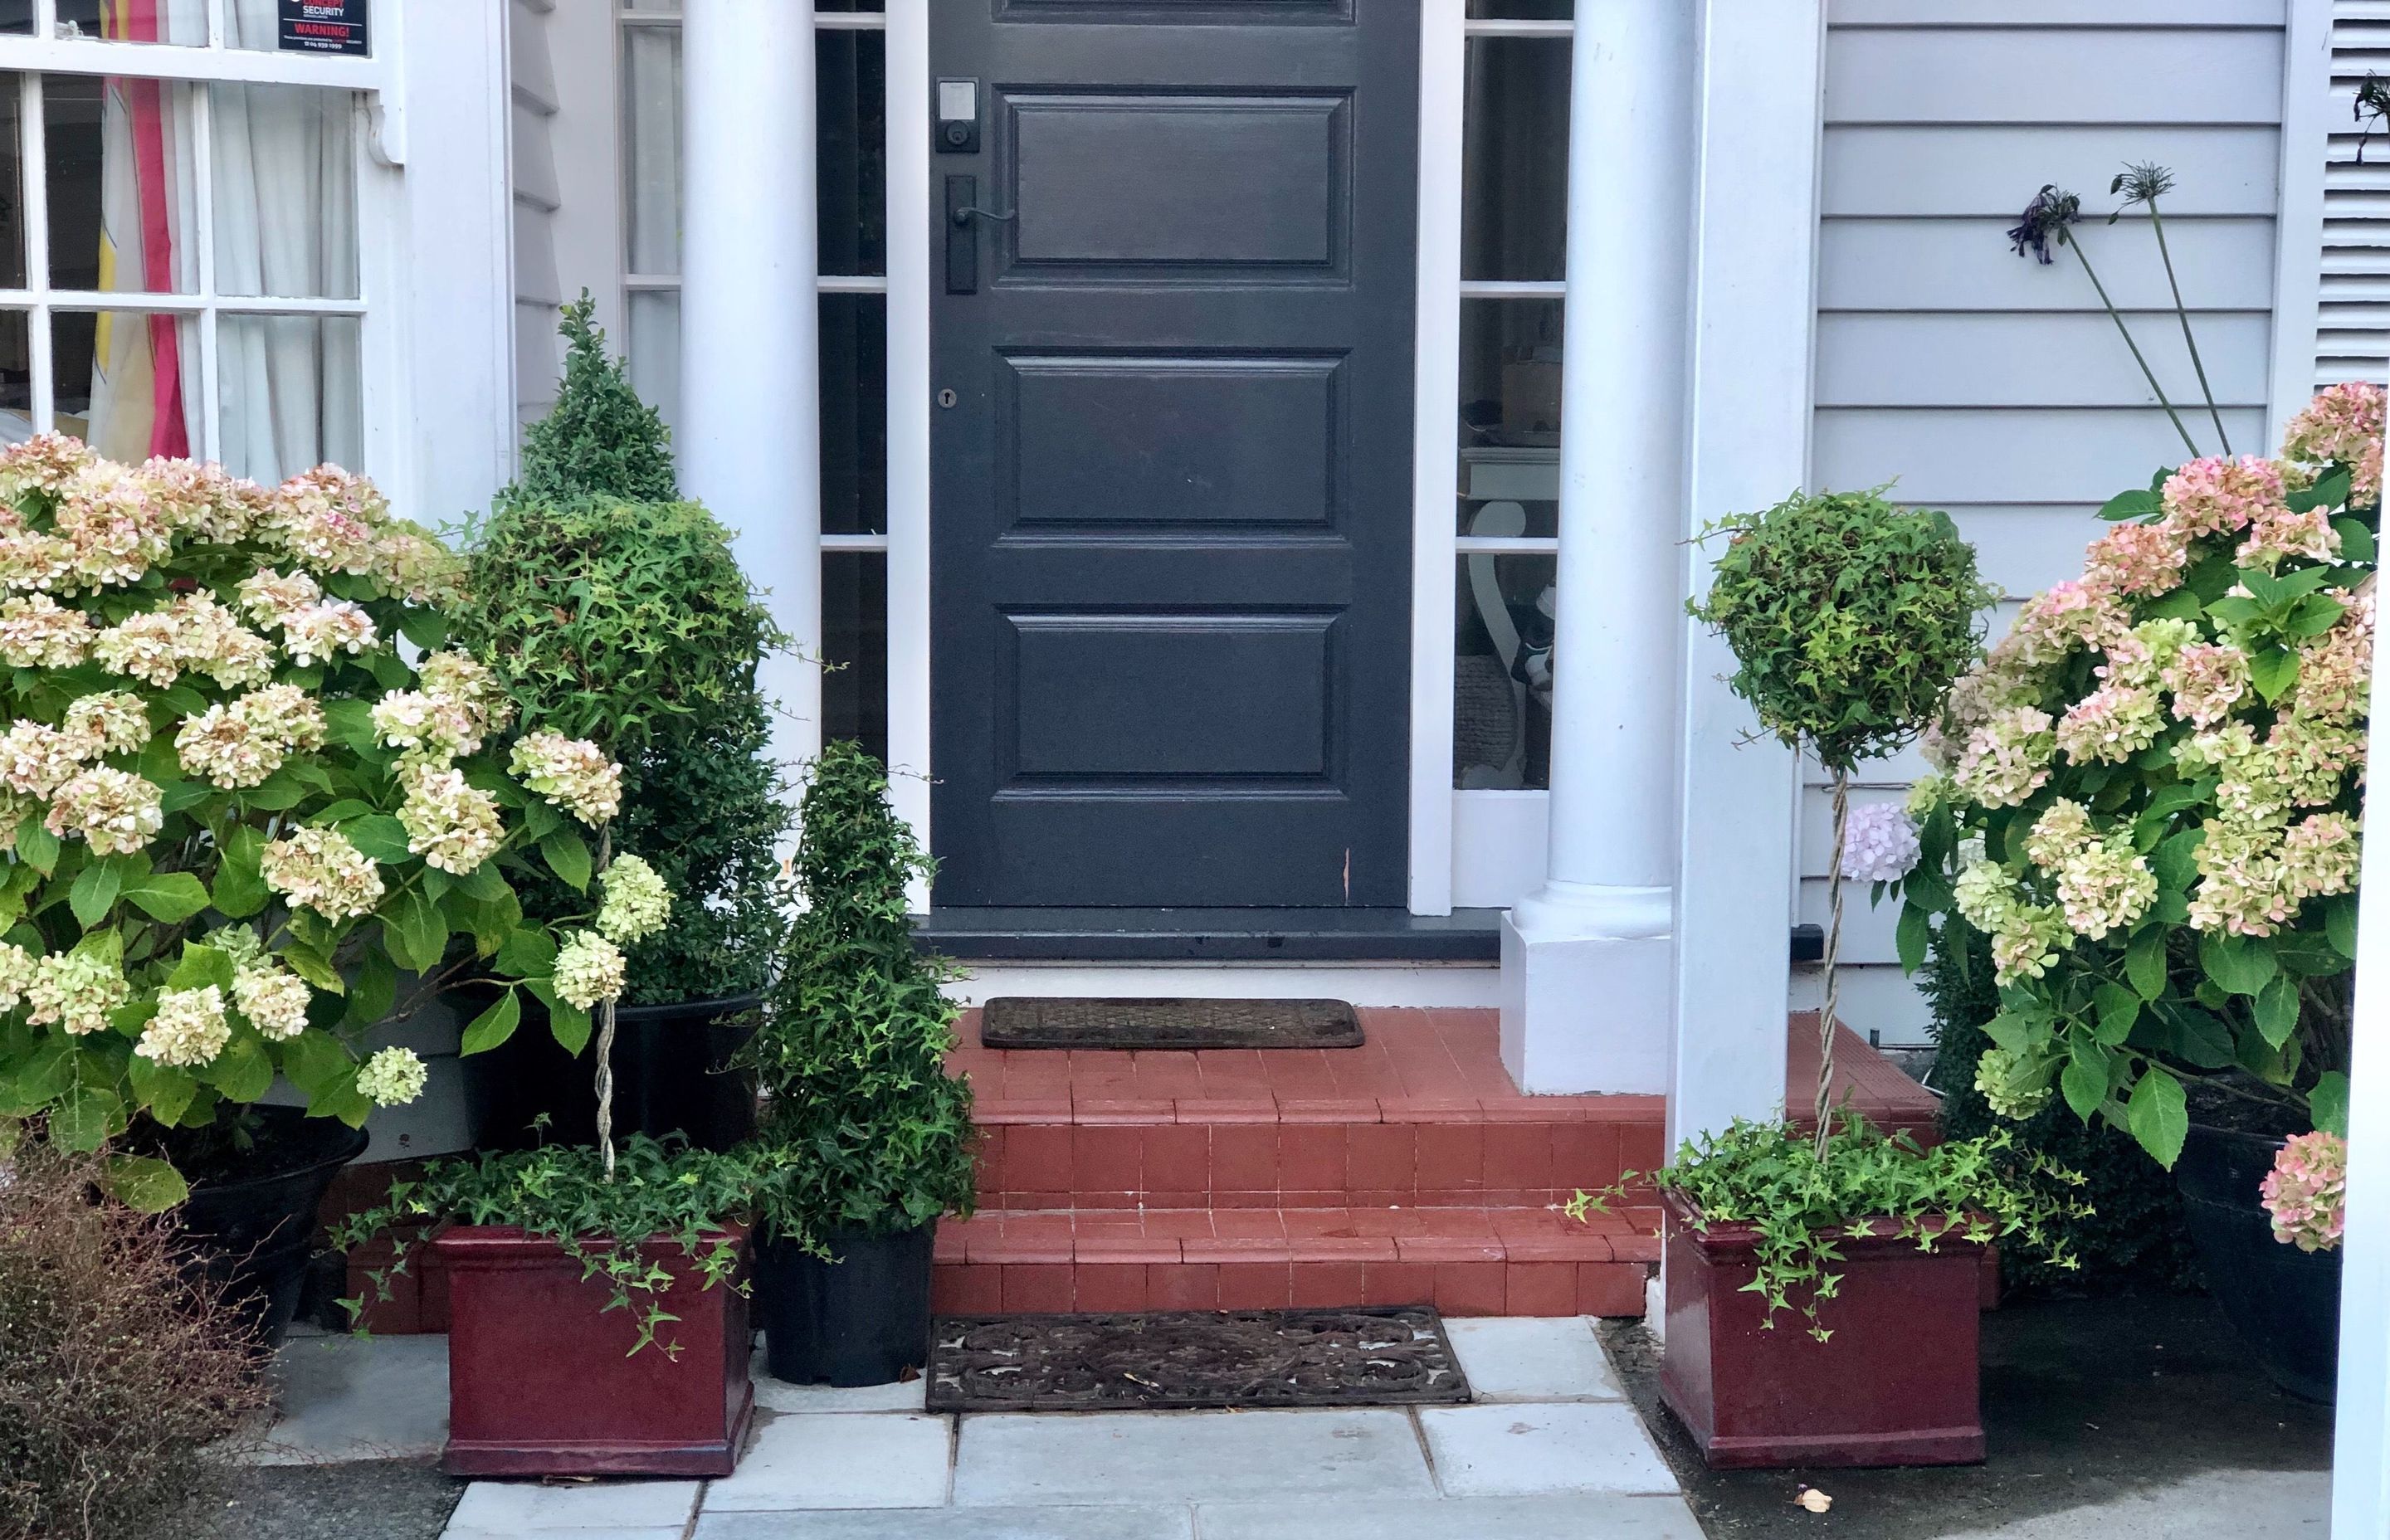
[2084,519,2188,596]
[2261,1130,2347,1253]
[2282,381,2385,508]
[2160,455,2289,539]
[1838,802,1919,882]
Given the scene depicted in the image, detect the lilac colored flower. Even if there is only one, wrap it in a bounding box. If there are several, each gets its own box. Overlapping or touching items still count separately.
[1839,802,1920,883]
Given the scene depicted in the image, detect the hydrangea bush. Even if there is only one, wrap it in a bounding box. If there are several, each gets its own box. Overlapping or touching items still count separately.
[0,439,666,1206]
[1896,385,2381,1170]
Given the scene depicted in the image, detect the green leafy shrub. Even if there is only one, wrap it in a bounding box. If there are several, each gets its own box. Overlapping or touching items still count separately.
[744,743,974,1237]
[1604,1115,2080,1341]
[1900,385,2380,1167]
[456,305,790,1004]
[0,439,646,1201]
[334,1133,783,1357]
[510,294,676,509]
[1,1138,270,1540]
[1925,921,2200,1294]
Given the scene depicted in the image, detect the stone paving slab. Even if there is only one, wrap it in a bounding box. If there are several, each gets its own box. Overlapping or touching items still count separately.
[1193,1494,1707,1539]
[441,1477,700,1533]
[751,1346,929,1413]
[695,1505,1195,1539]
[950,1408,1436,1508]
[705,1413,956,1511]
[1418,1402,1677,1497]
[1443,1318,1625,1402]
[246,1334,450,1465]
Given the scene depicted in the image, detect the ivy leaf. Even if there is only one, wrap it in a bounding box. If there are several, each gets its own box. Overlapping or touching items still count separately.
[540,827,592,893]
[2253,975,2301,1050]
[2127,1068,2189,1169]
[121,872,211,924]
[460,990,522,1055]
[2198,931,2277,997]
[2311,1072,2351,1138]
[1895,903,1931,974]
[101,1153,189,1212]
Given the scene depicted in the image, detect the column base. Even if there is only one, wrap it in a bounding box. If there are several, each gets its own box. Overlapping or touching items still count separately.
[1500,906,1673,1094]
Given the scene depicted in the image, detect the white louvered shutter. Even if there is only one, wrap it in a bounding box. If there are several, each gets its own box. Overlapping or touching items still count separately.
[2323,0,2390,387]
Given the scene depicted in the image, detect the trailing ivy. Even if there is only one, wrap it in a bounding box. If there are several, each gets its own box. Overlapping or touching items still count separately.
[333,1134,787,1357]
[743,743,975,1238]
[1581,1116,2082,1342]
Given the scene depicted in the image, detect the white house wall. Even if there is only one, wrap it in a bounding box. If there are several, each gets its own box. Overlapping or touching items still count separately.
[508,0,563,432]
[1802,0,2290,1042]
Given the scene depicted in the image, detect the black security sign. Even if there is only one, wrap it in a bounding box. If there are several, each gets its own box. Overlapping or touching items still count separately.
[278,0,367,56]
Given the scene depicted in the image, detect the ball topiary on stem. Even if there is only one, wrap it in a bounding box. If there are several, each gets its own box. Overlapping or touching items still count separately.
[1689,488,1997,1151]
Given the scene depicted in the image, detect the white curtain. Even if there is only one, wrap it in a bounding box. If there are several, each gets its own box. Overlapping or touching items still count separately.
[214,0,358,483]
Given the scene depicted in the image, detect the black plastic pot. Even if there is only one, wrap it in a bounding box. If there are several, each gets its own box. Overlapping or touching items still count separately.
[755,1223,936,1388]
[176,1105,370,1347]
[466,992,761,1153]
[2175,1120,2342,1402]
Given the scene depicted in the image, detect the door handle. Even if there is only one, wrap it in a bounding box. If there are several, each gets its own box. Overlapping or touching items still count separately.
[947,174,997,295]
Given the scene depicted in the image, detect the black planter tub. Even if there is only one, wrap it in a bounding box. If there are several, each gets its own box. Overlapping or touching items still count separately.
[176,1104,370,1346]
[756,1223,936,1388]
[465,991,762,1153]
[2175,1120,2343,1402]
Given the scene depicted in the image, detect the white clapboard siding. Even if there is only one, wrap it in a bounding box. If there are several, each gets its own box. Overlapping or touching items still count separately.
[509,0,564,427]
[1805,4,2288,1040]
[2319,0,2390,386]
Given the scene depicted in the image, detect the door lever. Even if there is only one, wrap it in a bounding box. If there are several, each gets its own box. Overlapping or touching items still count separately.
[951,203,1016,227]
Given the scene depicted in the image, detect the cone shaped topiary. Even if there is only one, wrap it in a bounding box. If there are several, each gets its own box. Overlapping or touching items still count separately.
[748,743,975,1236]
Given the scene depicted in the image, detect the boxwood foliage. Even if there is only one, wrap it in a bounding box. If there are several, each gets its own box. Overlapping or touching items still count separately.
[1926,919,2201,1295]
[746,743,975,1238]
[456,303,791,1004]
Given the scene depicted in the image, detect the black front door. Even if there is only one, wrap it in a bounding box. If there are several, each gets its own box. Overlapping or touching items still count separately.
[929,2,1419,909]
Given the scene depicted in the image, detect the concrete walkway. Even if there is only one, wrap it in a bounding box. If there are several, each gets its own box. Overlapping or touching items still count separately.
[261,1318,1697,1538]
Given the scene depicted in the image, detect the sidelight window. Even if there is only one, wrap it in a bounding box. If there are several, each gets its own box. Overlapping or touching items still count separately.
[1452,10,1568,792]
[617,1,888,763]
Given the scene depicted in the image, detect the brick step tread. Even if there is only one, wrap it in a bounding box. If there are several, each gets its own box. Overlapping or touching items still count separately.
[938,1206,1661,1268]
[932,1251,1651,1318]
[974,1094,1662,1126]
[979,1120,1662,1211]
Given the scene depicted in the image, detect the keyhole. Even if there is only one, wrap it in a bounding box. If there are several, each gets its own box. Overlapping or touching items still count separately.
[938,388,958,409]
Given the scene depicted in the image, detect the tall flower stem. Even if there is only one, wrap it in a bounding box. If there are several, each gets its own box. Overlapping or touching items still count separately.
[2066,233,2200,459]
[1815,770,1849,1159]
[2141,196,2231,455]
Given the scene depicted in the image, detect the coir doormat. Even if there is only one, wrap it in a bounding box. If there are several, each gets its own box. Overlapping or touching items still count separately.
[980,997,1363,1050]
[924,1308,1470,1412]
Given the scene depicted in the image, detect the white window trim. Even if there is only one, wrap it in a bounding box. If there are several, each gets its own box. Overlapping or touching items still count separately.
[2262,0,2333,448]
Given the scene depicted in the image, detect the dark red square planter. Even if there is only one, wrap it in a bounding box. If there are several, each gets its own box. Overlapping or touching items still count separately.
[435,1225,754,1478]
[1657,1191,1984,1469]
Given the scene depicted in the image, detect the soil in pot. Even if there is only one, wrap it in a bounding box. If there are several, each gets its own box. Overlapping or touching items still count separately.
[437,1225,754,1478]
[756,1223,935,1388]
[134,1105,370,1347]
[464,992,761,1153]
[1658,1192,1986,1469]
[2175,1118,2341,1403]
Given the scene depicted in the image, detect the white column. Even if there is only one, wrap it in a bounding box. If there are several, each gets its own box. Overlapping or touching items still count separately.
[2332,518,2390,1533]
[680,1,822,774]
[1500,0,1698,1094]
[1666,1,1822,1150]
